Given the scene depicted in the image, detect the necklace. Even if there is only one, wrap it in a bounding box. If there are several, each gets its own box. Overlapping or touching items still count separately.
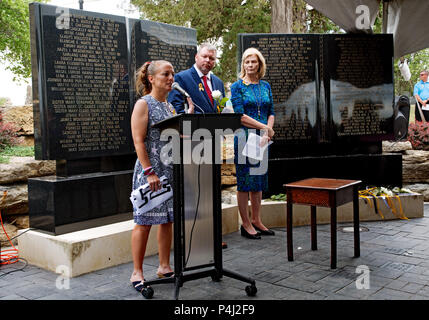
[162,101,176,115]
[150,94,176,115]
[249,82,262,117]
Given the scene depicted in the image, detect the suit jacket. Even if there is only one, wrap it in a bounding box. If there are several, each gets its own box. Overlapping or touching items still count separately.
[168,66,225,114]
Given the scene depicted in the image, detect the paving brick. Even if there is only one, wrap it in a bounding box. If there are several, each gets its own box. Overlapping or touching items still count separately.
[2,205,429,300]
[369,287,413,300]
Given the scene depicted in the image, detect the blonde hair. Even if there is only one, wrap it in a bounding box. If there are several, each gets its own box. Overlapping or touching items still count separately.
[135,60,171,96]
[239,47,266,80]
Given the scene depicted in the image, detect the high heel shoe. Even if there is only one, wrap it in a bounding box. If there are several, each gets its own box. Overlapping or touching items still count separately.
[252,224,275,236]
[240,226,261,239]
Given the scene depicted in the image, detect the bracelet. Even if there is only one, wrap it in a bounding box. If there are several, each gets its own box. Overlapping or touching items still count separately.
[144,167,155,176]
[143,166,152,174]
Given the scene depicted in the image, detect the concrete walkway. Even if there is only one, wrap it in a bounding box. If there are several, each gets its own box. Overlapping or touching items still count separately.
[1,204,429,301]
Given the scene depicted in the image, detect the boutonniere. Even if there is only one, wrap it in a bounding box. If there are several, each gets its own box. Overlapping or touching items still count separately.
[199,83,204,91]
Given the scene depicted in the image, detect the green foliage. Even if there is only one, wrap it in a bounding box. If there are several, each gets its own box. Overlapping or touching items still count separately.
[306,8,342,34]
[269,193,286,202]
[0,145,34,163]
[132,0,271,84]
[0,0,46,81]
[0,97,12,107]
[0,0,31,81]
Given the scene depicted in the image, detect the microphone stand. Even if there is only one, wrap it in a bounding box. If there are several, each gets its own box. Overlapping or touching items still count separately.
[181,93,189,113]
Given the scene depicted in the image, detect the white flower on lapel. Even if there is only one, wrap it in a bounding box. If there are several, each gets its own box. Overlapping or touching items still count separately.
[212,90,222,99]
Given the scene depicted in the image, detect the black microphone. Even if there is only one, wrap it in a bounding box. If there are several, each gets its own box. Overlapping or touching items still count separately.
[172,82,190,98]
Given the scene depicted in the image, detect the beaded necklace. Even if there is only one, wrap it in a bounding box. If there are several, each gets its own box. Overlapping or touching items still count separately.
[249,82,262,117]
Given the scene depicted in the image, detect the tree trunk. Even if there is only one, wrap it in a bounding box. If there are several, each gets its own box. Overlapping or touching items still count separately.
[271,0,293,33]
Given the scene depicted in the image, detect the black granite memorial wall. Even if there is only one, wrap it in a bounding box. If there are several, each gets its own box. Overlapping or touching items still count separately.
[237,33,401,195]
[28,3,197,234]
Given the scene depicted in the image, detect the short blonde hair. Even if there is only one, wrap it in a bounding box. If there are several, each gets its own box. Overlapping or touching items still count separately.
[239,47,266,80]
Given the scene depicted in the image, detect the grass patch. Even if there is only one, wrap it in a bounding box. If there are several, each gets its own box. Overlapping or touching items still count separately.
[0,145,34,163]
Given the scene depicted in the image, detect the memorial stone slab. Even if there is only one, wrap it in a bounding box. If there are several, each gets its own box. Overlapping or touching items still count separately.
[238,33,400,195]
[28,3,197,234]
[30,4,132,160]
[237,33,395,148]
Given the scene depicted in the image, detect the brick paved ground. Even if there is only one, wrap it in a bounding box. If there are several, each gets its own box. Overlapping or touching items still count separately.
[1,204,429,301]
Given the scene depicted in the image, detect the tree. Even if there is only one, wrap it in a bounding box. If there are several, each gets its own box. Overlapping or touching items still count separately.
[0,0,37,81]
[395,49,429,97]
[131,0,271,84]
[270,0,293,33]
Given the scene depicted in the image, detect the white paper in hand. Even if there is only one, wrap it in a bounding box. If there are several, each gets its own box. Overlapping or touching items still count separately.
[130,175,173,215]
[242,132,273,161]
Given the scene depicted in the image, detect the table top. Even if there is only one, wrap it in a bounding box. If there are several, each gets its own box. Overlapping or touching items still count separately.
[284,178,362,191]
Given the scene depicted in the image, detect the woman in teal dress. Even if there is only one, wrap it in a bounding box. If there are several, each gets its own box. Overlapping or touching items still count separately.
[230,47,275,240]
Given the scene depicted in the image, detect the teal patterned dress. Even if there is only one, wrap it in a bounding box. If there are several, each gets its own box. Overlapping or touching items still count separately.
[230,79,275,192]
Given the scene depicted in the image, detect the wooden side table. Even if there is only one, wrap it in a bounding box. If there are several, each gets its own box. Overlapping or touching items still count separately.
[284,178,362,269]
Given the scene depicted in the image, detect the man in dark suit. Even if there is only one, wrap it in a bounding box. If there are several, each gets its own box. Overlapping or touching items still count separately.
[168,43,228,249]
[168,43,226,114]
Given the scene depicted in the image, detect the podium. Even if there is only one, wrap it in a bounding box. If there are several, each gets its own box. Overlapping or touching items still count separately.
[141,113,257,299]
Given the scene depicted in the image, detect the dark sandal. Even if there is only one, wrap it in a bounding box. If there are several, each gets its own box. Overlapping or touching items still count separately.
[131,280,146,292]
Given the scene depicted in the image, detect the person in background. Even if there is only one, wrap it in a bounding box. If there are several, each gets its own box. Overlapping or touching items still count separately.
[414,70,429,122]
[230,48,275,240]
[130,60,193,293]
[168,43,229,249]
[168,43,226,114]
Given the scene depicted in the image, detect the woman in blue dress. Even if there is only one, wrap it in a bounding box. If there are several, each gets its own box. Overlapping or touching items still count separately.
[230,48,275,240]
[130,60,193,292]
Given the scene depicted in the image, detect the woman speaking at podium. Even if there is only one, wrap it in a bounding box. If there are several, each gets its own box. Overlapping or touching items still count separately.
[129,60,193,293]
[230,48,275,240]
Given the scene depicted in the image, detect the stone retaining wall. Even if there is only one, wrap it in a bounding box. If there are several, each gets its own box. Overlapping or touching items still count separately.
[383,141,429,201]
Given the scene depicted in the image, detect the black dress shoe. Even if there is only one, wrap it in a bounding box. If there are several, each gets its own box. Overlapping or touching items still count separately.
[252,224,275,236]
[240,226,261,239]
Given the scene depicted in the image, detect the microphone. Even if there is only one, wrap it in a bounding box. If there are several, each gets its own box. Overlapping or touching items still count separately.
[172,82,205,114]
[172,82,190,98]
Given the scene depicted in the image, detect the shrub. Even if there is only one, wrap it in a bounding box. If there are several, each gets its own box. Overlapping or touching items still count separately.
[407,121,429,150]
[0,112,21,150]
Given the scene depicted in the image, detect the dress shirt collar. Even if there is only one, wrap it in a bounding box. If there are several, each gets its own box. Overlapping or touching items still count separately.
[194,64,212,80]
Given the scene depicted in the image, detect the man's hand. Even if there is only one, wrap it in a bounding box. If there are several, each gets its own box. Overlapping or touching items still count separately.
[187,97,195,113]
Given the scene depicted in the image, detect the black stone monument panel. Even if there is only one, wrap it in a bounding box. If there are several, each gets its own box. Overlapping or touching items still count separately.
[30,3,132,160]
[265,153,402,198]
[237,33,395,155]
[238,34,320,144]
[28,3,198,234]
[238,33,399,193]
[325,34,395,141]
[129,19,197,106]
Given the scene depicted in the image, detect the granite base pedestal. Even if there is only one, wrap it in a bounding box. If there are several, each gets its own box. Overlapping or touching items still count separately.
[28,170,133,235]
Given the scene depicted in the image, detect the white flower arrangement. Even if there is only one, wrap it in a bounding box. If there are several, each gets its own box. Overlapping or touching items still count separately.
[212,90,222,100]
